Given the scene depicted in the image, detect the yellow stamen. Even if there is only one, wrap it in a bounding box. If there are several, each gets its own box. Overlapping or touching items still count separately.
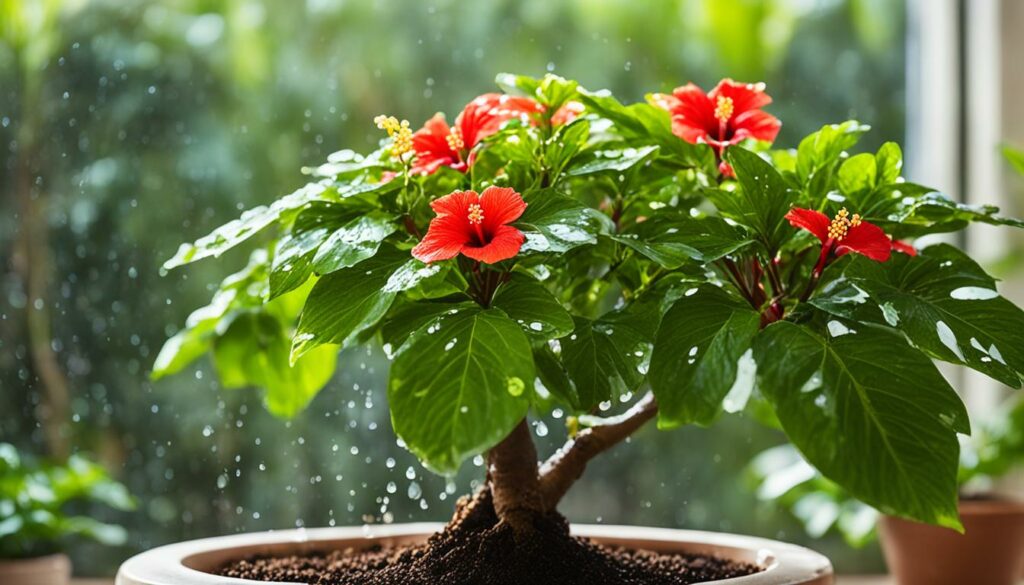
[446,127,465,152]
[467,203,484,224]
[374,114,413,158]
[714,96,734,122]
[828,208,862,241]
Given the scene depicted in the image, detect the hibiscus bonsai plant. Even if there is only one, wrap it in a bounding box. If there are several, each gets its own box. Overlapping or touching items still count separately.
[153,73,1024,580]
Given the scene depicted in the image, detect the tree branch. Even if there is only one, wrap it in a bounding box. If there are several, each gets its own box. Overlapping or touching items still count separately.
[538,392,658,509]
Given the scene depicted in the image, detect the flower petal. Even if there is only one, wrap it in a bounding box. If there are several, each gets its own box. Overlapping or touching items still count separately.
[837,222,892,262]
[649,92,681,111]
[461,225,524,264]
[478,186,527,231]
[892,240,918,256]
[709,79,772,115]
[732,109,782,144]
[412,113,459,175]
[551,101,585,126]
[429,190,479,218]
[411,213,470,263]
[457,93,542,148]
[667,83,717,144]
[785,208,831,244]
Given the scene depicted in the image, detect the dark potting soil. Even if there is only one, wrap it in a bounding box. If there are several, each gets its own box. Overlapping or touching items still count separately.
[218,491,758,585]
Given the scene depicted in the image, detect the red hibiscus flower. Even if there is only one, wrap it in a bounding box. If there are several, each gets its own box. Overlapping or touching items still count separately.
[551,100,585,126]
[411,186,527,264]
[651,79,781,152]
[410,94,543,175]
[786,207,892,275]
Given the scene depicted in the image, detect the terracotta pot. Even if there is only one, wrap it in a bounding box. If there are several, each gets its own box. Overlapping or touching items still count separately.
[879,498,1024,585]
[0,553,71,585]
[117,523,832,584]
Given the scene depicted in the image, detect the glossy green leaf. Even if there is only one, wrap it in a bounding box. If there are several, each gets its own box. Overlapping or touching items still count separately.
[875,142,903,185]
[649,285,760,427]
[718,147,798,251]
[614,213,754,268]
[796,120,870,184]
[381,302,478,356]
[812,244,1024,387]
[567,145,658,176]
[890,192,1024,234]
[754,320,968,529]
[491,274,574,340]
[559,307,652,410]
[516,189,605,253]
[545,119,590,179]
[291,246,407,360]
[388,308,533,474]
[533,344,579,409]
[213,313,337,418]
[163,180,334,270]
[311,211,398,275]
[579,90,715,172]
[836,153,876,202]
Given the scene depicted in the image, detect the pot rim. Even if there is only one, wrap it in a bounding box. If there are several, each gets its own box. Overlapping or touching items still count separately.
[116,523,832,585]
[958,497,1024,517]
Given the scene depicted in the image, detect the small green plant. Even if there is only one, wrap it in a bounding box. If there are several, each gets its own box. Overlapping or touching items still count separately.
[0,444,134,559]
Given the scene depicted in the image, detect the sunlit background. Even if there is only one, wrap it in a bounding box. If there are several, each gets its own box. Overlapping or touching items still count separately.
[1,0,967,577]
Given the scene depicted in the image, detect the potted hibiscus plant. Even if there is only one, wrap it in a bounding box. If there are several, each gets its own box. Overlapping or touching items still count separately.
[125,73,1024,585]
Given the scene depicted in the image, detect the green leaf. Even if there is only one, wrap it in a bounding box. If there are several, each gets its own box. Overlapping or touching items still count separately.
[567,145,658,176]
[754,320,968,529]
[496,73,578,111]
[533,345,579,409]
[292,246,408,360]
[491,274,574,340]
[516,189,605,253]
[151,328,210,380]
[213,313,337,418]
[837,153,877,203]
[1002,144,1024,176]
[268,201,368,299]
[579,90,715,172]
[718,147,798,251]
[559,308,652,410]
[890,192,1024,235]
[613,213,754,268]
[649,285,760,427]
[812,244,1024,387]
[875,142,903,185]
[163,180,334,270]
[545,119,590,179]
[381,301,478,356]
[153,251,272,379]
[311,212,398,275]
[796,120,870,185]
[388,308,533,474]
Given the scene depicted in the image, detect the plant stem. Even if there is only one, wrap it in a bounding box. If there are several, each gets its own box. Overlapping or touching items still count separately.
[488,418,544,533]
[720,259,757,308]
[538,392,658,509]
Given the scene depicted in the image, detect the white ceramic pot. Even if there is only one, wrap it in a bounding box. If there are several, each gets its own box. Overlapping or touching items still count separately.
[117,523,833,584]
[0,553,72,585]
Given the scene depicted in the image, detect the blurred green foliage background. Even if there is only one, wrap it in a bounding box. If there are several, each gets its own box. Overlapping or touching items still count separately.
[1,0,905,575]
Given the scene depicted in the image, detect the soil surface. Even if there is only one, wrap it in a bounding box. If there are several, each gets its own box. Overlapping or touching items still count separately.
[218,490,758,585]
